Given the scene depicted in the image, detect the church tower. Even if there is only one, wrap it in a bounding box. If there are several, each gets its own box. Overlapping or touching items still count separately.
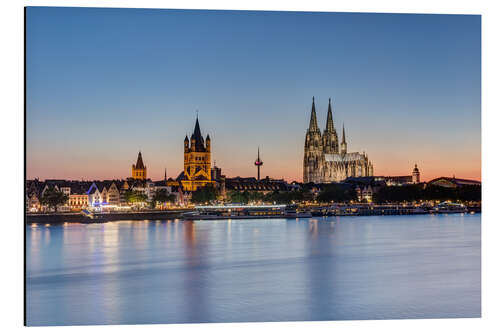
[322,98,339,154]
[412,164,420,183]
[182,116,214,192]
[132,151,147,180]
[303,97,324,183]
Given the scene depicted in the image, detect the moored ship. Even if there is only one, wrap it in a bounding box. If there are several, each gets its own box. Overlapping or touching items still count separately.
[182,204,312,220]
[432,202,468,214]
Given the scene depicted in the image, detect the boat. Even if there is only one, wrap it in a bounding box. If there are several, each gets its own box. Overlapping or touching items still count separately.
[80,209,106,222]
[182,204,311,220]
[409,206,428,214]
[284,204,312,218]
[432,202,467,214]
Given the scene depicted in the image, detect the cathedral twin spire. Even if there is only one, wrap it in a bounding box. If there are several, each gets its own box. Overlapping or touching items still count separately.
[308,97,338,134]
[307,97,342,153]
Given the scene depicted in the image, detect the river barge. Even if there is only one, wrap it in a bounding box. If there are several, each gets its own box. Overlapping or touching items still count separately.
[182,204,312,220]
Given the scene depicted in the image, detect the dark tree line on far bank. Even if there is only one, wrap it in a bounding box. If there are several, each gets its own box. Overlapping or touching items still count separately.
[190,185,315,204]
[190,183,481,205]
[373,184,481,203]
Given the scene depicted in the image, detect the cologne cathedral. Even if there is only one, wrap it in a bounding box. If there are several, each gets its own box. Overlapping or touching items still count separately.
[303,97,374,183]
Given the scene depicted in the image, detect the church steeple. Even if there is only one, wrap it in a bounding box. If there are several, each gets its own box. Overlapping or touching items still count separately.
[191,114,206,152]
[322,97,339,154]
[135,151,145,169]
[340,124,347,154]
[304,97,323,184]
[326,98,334,133]
[132,151,147,180]
[308,97,319,132]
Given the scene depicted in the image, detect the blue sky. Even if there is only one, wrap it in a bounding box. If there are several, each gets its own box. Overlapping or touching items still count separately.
[26,7,481,181]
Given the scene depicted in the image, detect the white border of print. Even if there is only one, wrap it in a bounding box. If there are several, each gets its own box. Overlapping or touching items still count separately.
[1,0,499,332]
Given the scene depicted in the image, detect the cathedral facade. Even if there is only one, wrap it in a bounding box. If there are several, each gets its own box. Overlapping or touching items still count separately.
[303,97,374,183]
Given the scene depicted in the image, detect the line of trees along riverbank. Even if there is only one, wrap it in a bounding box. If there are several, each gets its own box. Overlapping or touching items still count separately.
[373,184,481,203]
[189,183,481,204]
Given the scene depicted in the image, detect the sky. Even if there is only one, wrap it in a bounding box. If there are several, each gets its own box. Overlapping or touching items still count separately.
[26,7,481,182]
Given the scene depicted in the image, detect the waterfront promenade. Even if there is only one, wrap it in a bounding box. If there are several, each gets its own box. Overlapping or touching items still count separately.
[25,202,480,224]
[26,210,186,224]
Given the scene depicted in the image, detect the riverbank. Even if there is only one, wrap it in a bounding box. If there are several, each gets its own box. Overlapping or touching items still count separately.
[26,210,186,224]
[26,204,481,224]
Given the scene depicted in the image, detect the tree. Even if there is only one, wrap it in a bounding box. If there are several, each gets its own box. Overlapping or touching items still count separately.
[373,184,422,203]
[40,187,68,212]
[372,184,481,204]
[124,190,148,205]
[151,189,176,208]
[227,190,248,204]
[191,185,217,204]
[456,185,481,202]
[248,191,265,203]
[263,190,306,204]
[317,184,357,203]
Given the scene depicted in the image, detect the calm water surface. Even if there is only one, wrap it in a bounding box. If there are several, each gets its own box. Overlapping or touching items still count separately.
[26,214,480,326]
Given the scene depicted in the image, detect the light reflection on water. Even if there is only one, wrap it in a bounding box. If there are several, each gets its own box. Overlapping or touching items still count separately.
[26,214,480,326]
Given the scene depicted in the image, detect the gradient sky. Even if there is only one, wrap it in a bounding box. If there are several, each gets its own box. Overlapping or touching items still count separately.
[26,7,481,182]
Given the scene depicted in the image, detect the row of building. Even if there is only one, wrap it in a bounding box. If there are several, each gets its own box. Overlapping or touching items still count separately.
[25,175,296,212]
[26,177,184,212]
[27,107,480,212]
[26,169,480,213]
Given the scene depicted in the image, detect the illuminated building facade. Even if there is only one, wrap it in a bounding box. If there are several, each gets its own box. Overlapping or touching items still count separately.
[181,116,214,191]
[303,97,374,183]
[132,151,147,180]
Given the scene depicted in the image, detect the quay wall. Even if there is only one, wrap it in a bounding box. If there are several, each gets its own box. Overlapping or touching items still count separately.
[26,211,186,224]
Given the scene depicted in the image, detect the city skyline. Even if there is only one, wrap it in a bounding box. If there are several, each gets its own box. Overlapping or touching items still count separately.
[26,8,481,182]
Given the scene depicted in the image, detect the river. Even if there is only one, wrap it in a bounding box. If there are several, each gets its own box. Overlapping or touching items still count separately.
[26,214,480,326]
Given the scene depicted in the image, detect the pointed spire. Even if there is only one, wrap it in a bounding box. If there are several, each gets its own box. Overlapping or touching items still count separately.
[164,168,167,181]
[326,97,334,132]
[340,124,347,155]
[341,124,346,144]
[308,96,319,132]
[194,115,202,140]
[135,151,145,169]
[192,114,205,151]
